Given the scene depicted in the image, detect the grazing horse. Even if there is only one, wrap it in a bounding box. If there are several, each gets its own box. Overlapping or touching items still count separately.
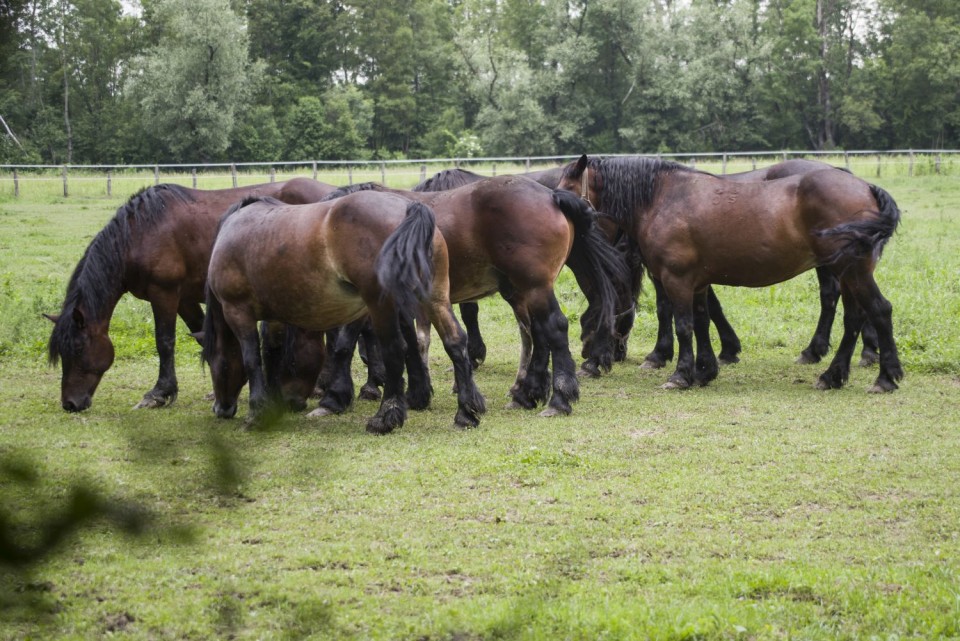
[46,178,337,412]
[638,159,880,371]
[202,192,485,433]
[410,165,575,370]
[558,154,903,393]
[320,176,629,417]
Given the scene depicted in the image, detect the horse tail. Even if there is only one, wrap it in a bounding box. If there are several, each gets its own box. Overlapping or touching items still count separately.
[816,184,901,264]
[200,284,223,369]
[375,201,437,319]
[553,189,633,373]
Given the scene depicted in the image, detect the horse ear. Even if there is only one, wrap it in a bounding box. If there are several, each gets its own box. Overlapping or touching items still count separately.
[574,154,589,176]
[71,307,86,329]
[43,313,60,324]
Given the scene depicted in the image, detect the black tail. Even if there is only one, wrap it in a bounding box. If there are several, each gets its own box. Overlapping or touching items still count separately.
[553,189,632,372]
[816,184,901,264]
[375,202,437,318]
[200,285,223,369]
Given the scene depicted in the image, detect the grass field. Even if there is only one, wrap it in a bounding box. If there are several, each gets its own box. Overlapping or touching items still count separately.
[0,172,959,639]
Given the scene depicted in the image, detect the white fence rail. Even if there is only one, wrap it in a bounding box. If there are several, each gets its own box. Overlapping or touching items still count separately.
[1,150,957,199]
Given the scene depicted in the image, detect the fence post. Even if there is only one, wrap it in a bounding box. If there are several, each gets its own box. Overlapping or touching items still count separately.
[782,151,788,162]
[107,170,112,197]
[380,162,386,184]
[348,166,353,185]
[908,150,914,177]
[62,165,68,197]
[492,163,497,177]
[751,158,756,170]
[876,155,881,178]
[192,168,197,188]
[269,167,276,183]
[13,168,18,197]
[154,165,159,185]
[312,161,317,180]
[722,153,727,175]
[936,154,942,174]
[420,163,426,182]
[525,158,531,171]
[231,164,238,187]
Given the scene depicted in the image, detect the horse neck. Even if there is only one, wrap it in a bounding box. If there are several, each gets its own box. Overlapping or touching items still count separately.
[63,230,130,325]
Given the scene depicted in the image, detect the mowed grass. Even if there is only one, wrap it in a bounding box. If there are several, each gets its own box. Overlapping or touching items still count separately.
[0,174,959,639]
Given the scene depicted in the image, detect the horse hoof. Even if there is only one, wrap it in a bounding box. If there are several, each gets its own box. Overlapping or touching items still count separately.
[365,418,396,435]
[867,381,897,394]
[203,391,216,401]
[454,410,481,429]
[134,395,168,409]
[576,366,601,379]
[661,379,689,390]
[718,355,740,365]
[796,352,822,365]
[505,401,525,410]
[859,353,880,368]
[358,384,382,401]
[306,406,338,418]
[538,407,569,418]
[814,379,832,391]
[641,359,664,370]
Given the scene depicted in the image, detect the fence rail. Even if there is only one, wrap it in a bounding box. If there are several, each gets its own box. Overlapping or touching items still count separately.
[1,150,957,199]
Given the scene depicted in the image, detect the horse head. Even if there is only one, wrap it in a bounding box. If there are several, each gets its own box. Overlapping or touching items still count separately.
[46,305,115,412]
[557,154,602,209]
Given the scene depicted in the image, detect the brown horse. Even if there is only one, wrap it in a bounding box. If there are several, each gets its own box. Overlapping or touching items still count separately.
[201,191,484,433]
[46,177,337,412]
[638,159,881,371]
[558,154,903,393]
[318,176,629,417]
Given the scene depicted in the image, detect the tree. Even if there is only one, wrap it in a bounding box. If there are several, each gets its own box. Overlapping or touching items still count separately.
[130,0,263,162]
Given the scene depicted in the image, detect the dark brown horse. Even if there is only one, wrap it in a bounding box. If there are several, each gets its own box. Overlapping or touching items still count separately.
[201,191,484,433]
[410,165,574,370]
[558,155,903,393]
[46,177,337,412]
[319,176,629,417]
[639,159,880,371]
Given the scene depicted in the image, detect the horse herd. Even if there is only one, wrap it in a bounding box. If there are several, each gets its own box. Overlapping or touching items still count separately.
[46,156,903,433]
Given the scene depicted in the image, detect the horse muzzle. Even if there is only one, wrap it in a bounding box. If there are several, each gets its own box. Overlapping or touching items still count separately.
[62,395,92,412]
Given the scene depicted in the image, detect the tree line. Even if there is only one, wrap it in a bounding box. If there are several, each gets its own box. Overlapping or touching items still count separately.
[1,0,958,166]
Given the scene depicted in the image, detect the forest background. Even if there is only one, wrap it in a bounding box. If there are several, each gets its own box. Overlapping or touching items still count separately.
[1,0,958,166]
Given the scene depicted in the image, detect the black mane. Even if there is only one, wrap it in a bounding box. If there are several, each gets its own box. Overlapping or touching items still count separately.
[320,181,385,201]
[411,168,484,192]
[48,184,194,365]
[567,156,691,228]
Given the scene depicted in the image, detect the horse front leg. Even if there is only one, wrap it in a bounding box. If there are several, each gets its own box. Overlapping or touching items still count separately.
[643,278,675,369]
[661,279,695,389]
[853,277,902,392]
[135,294,181,409]
[694,289,720,385]
[310,322,361,417]
[400,312,433,411]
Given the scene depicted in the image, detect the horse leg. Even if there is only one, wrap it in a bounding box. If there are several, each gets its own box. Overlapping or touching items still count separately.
[851,277,902,392]
[400,313,433,411]
[661,280,696,389]
[357,319,385,401]
[259,321,286,406]
[643,277,675,369]
[135,294,181,409]
[228,318,270,425]
[312,329,338,397]
[694,289,720,386]
[815,285,862,390]
[859,320,880,367]
[506,303,552,410]
[707,286,741,365]
[459,302,487,369]
[797,267,839,364]
[310,322,360,417]
[366,313,408,434]
[537,291,580,417]
[429,303,486,428]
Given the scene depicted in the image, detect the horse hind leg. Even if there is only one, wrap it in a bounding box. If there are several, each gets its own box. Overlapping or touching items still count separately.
[643,278,675,369]
[535,291,580,417]
[365,312,408,434]
[430,303,485,428]
[357,319,385,401]
[856,282,902,392]
[797,267,839,364]
[859,320,880,367]
[400,313,433,411]
[815,285,862,390]
[694,290,719,386]
[707,286,741,365]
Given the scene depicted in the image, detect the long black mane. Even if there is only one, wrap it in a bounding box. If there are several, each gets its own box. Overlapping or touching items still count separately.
[411,168,484,192]
[48,184,194,365]
[568,156,692,228]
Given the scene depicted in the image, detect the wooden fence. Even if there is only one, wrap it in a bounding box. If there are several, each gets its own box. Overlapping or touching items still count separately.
[1,150,957,199]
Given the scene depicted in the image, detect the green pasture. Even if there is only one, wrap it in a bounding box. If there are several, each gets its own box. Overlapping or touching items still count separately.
[0,173,958,639]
